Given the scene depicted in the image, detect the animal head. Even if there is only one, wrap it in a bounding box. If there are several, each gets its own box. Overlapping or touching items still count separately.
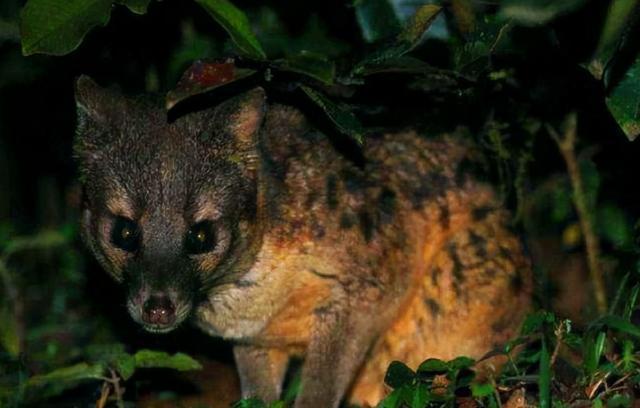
[74,76,266,333]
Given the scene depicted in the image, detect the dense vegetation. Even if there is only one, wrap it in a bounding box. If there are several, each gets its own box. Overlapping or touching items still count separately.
[1,0,640,406]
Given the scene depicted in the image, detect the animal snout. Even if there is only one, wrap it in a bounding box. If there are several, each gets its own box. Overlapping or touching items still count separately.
[142,293,176,326]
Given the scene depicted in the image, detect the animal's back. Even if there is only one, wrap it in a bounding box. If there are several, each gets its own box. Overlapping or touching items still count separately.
[346,131,532,404]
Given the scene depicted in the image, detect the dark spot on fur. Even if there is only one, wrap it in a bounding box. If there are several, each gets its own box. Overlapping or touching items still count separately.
[484,268,497,278]
[341,167,367,192]
[471,206,493,222]
[468,230,487,258]
[510,269,524,293]
[498,245,515,263]
[424,298,441,316]
[312,223,326,239]
[438,203,450,228]
[340,212,357,229]
[305,190,319,210]
[447,243,465,283]
[359,211,374,242]
[410,171,450,208]
[326,174,338,210]
[378,188,396,224]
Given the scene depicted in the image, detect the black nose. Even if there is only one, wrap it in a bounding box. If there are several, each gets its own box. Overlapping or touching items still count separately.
[142,294,176,326]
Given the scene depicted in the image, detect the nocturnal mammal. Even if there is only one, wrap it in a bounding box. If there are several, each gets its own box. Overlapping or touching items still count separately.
[74,75,532,407]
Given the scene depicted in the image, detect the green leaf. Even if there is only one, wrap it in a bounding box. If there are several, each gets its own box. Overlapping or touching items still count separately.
[416,358,448,376]
[590,0,639,82]
[166,59,256,110]
[300,86,365,145]
[598,204,632,248]
[133,349,202,371]
[232,398,267,408]
[447,356,475,370]
[608,394,632,408]
[273,51,335,85]
[383,361,415,389]
[594,315,640,337]
[520,311,555,335]
[0,307,19,357]
[609,273,630,316]
[20,0,113,56]
[116,0,151,14]
[623,284,639,320]
[379,387,402,408]
[114,353,136,380]
[539,341,551,408]
[584,331,606,376]
[195,0,266,60]
[27,362,106,395]
[606,56,640,140]
[354,0,402,43]
[398,4,442,45]
[410,382,428,408]
[471,382,494,398]
[499,0,587,26]
[353,4,441,74]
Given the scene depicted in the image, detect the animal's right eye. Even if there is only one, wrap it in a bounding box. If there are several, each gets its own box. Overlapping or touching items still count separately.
[111,217,140,252]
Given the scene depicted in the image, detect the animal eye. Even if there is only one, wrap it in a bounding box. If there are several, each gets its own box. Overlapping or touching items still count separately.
[111,217,140,252]
[185,221,216,254]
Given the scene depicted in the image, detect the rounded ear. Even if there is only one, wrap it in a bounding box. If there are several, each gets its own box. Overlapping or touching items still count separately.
[75,75,125,127]
[74,76,128,170]
[195,87,266,176]
[217,87,267,154]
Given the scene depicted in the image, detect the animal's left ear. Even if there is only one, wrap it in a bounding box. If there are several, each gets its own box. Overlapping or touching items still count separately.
[223,87,266,154]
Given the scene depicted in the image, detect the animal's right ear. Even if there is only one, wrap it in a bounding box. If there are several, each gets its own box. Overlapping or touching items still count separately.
[74,76,126,170]
[75,75,123,128]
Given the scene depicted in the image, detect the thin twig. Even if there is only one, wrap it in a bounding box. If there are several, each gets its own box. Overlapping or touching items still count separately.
[108,368,125,408]
[96,381,110,408]
[547,114,607,315]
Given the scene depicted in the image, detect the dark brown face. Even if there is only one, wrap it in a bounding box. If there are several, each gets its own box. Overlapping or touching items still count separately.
[74,76,266,333]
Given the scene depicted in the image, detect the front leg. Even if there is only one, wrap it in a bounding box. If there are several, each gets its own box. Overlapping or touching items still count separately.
[233,344,289,402]
[295,303,383,408]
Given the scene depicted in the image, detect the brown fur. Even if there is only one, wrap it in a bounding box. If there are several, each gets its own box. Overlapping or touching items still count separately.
[75,77,532,407]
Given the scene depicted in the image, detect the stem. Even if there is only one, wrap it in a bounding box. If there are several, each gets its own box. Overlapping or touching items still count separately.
[548,114,607,315]
[0,258,25,354]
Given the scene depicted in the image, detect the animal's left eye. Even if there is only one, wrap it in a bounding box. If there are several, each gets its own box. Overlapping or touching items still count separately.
[185,221,216,254]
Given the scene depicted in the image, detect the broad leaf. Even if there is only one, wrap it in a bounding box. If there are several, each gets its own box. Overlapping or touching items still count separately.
[166,59,256,110]
[273,51,335,85]
[354,0,401,43]
[353,4,441,74]
[20,0,113,56]
[0,307,19,357]
[300,86,364,145]
[232,398,267,408]
[589,0,639,82]
[27,362,106,398]
[114,353,136,380]
[383,361,415,389]
[606,57,640,140]
[195,0,266,60]
[416,358,448,375]
[133,349,202,371]
[539,341,551,408]
[499,0,587,26]
[117,0,151,14]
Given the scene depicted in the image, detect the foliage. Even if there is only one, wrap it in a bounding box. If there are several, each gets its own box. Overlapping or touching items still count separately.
[2,0,640,406]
